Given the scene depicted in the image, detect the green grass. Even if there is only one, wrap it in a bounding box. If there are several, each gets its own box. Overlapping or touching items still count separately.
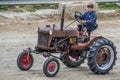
[98,2,120,10]
[0,4,58,12]
[0,5,13,10]
[20,4,58,11]
[0,2,120,12]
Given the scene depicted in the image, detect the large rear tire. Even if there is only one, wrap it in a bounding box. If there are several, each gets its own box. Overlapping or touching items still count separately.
[88,39,117,74]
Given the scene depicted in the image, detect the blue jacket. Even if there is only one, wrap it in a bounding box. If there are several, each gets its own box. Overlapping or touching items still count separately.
[79,11,98,31]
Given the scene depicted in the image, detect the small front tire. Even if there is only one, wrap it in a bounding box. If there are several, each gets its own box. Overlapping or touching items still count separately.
[17,51,33,71]
[43,57,60,77]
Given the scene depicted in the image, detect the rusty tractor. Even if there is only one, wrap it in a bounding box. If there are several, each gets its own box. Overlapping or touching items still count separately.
[17,6,117,77]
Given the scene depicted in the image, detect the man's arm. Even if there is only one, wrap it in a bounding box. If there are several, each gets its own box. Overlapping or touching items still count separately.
[86,12,96,25]
[79,12,87,20]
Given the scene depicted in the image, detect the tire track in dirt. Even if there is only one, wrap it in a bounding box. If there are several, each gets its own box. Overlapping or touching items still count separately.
[0,20,120,80]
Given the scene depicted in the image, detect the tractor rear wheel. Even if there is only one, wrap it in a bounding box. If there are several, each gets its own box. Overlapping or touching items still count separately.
[88,39,117,74]
[60,50,86,68]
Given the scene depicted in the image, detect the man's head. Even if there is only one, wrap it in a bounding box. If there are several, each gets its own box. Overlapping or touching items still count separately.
[87,4,94,12]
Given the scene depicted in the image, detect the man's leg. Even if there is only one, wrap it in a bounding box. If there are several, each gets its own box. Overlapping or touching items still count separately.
[74,25,88,42]
[74,24,83,37]
[74,25,83,31]
[81,27,88,42]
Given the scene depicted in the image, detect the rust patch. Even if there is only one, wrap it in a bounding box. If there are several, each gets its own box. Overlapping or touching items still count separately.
[70,36,104,51]
[96,47,110,66]
[37,45,55,51]
[70,43,89,50]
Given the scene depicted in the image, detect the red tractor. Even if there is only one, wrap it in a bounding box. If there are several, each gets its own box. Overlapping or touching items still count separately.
[17,6,117,77]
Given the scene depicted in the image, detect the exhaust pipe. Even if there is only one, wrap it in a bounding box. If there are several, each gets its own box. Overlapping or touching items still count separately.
[60,6,66,31]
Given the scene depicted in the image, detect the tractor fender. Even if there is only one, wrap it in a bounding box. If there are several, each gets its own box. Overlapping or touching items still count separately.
[88,36,104,47]
[70,36,104,51]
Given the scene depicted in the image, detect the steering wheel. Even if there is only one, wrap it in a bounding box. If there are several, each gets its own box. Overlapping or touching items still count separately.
[74,11,82,23]
[64,11,83,28]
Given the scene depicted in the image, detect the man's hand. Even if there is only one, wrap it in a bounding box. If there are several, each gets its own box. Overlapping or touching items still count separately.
[82,20,86,24]
[74,15,78,19]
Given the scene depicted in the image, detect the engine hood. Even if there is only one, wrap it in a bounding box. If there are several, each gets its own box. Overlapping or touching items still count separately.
[38,27,79,37]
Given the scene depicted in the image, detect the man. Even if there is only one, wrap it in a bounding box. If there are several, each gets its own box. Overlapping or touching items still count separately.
[75,3,98,42]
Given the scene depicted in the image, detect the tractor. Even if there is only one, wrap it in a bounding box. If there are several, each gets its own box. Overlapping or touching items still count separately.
[17,6,117,77]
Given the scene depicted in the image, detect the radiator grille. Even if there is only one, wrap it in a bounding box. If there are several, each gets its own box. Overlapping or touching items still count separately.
[38,32,49,47]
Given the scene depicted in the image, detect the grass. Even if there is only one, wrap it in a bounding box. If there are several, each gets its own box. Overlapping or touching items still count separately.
[0,2,120,12]
[98,2,120,10]
[20,4,58,11]
[0,5,13,10]
[0,4,58,12]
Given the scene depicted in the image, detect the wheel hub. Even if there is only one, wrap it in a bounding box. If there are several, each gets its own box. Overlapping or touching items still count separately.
[21,54,31,68]
[96,48,110,66]
[48,62,56,72]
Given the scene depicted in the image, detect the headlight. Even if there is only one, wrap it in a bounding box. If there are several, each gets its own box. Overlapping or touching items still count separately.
[36,27,40,31]
[49,29,53,35]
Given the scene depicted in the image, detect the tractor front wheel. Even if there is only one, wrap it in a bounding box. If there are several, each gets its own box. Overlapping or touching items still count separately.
[17,51,33,71]
[43,57,60,77]
[88,39,117,74]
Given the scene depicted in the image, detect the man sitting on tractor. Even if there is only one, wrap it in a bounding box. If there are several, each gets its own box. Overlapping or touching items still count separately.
[75,3,98,42]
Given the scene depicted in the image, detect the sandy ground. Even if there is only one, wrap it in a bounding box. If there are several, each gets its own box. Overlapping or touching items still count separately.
[0,18,120,80]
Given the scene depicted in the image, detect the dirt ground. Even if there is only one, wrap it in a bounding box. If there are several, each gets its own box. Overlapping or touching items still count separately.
[0,17,120,80]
